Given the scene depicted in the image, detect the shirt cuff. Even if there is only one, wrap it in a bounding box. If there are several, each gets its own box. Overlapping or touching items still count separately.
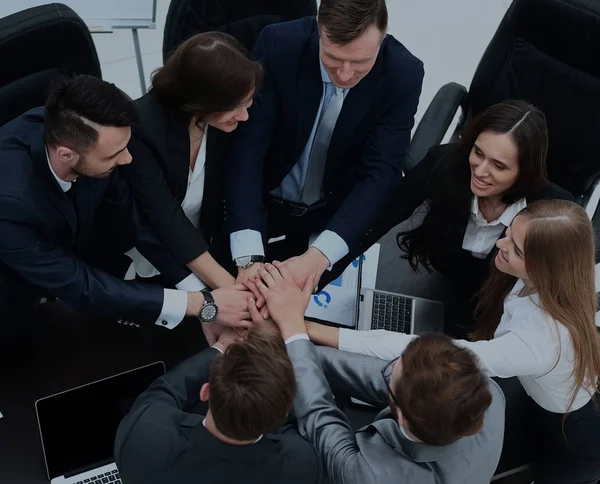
[230,229,265,260]
[311,230,349,269]
[155,289,187,329]
[175,272,207,291]
[211,345,224,354]
[284,333,310,345]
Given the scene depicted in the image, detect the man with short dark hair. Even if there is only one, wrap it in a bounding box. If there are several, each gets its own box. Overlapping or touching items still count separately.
[248,262,506,484]
[115,328,323,484]
[225,0,424,290]
[0,75,251,356]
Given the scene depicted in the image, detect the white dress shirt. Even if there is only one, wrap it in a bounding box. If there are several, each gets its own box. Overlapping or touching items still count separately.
[339,279,594,414]
[230,59,350,268]
[462,196,527,259]
[46,147,195,330]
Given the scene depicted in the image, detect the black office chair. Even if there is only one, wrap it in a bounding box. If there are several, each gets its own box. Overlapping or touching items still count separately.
[0,3,101,127]
[406,0,600,220]
[162,0,317,61]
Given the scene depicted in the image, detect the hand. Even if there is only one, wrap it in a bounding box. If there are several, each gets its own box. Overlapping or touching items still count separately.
[242,279,270,319]
[282,247,330,291]
[213,326,242,352]
[254,262,314,340]
[202,321,225,346]
[211,285,253,328]
[236,263,267,311]
[247,297,280,334]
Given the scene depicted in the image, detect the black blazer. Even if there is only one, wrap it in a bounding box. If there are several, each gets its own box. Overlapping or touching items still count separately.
[115,348,323,484]
[225,17,424,251]
[0,108,191,324]
[395,144,575,297]
[123,92,227,266]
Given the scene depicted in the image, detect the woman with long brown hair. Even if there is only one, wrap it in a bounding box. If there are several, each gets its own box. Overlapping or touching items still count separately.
[306,199,600,483]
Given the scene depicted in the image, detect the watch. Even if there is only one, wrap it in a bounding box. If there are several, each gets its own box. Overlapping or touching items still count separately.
[198,290,218,323]
[235,255,265,269]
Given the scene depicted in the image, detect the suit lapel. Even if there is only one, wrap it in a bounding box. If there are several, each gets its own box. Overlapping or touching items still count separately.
[166,110,191,202]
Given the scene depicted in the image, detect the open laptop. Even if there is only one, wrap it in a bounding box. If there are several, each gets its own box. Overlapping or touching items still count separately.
[35,361,165,484]
[354,255,444,335]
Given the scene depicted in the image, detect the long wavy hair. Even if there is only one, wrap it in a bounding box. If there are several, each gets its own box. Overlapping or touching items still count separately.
[398,100,549,272]
[474,200,600,412]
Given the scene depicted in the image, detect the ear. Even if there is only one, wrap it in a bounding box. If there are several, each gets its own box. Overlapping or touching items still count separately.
[56,145,79,164]
[200,383,210,402]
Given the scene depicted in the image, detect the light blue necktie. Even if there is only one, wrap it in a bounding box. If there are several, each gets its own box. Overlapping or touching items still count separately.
[302,86,345,205]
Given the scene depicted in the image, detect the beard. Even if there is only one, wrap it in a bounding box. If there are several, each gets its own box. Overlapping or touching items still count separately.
[72,156,115,179]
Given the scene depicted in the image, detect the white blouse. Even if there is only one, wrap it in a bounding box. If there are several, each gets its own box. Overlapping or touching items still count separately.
[461,196,527,259]
[339,279,594,414]
[126,132,208,282]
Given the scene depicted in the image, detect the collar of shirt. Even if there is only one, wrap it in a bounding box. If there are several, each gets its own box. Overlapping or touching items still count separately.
[45,145,72,192]
[202,418,263,444]
[470,196,527,228]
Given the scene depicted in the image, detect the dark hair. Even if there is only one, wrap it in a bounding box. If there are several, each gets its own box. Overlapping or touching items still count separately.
[151,32,263,124]
[398,100,549,272]
[209,329,296,441]
[396,333,492,446]
[44,75,138,153]
[318,0,388,45]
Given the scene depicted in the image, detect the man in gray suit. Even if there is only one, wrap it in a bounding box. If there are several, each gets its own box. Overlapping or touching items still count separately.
[248,262,506,484]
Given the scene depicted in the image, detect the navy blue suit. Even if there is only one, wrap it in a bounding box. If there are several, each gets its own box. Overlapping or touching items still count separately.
[0,108,191,343]
[225,17,423,276]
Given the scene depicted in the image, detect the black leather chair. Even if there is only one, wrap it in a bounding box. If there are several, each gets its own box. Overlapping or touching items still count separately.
[0,3,101,127]
[406,0,600,219]
[162,0,317,61]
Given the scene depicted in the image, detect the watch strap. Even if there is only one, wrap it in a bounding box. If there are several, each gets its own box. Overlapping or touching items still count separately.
[201,290,214,305]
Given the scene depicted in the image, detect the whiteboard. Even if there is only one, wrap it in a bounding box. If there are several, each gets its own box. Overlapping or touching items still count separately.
[0,0,156,30]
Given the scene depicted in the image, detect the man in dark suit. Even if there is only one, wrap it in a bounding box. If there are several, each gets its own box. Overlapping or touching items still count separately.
[115,328,323,484]
[225,0,424,289]
[0,75,251,357]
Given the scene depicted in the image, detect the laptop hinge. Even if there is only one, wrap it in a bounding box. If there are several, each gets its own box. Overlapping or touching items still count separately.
[63,458,114,479]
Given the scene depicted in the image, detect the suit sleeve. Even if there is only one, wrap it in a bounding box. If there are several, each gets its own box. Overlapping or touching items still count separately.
[0,196,164,322]
[224,26,280,235]
[325,62,424,250]
[287,339,388,484]
[124,132,209,265]
[104,171,192,285]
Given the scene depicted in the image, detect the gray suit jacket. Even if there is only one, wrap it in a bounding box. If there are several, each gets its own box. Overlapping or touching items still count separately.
[287,340,505,484]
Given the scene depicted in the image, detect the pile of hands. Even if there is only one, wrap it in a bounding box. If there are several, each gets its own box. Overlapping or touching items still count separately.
[204,260,320,350]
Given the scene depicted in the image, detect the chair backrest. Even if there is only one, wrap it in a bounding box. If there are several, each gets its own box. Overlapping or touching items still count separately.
[163,0,317,61]
[0,3,101,127]
[466,0,600,197]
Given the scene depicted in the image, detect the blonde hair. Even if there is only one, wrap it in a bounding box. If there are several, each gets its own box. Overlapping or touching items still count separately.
[474,199,600,412]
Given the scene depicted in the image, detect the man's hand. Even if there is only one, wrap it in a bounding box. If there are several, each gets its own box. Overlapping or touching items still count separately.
[254,262,314,340]
[213,326,242,352]
[212,285,253,328]
[282,247,330,291]
[247,297,280,334]
[202,321,225,346]
[236,263,268,315]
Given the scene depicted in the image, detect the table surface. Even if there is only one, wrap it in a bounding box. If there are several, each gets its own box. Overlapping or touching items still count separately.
[0,229,529,483]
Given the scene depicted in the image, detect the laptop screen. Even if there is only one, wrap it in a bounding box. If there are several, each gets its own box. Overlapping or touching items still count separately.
[36,361,165,480]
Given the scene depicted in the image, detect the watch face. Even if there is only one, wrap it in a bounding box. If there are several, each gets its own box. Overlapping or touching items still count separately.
[236,256,251,267]
[200,304,218,322]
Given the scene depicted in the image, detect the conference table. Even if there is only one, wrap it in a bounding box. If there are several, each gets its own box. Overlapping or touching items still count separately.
[0,229,532,484]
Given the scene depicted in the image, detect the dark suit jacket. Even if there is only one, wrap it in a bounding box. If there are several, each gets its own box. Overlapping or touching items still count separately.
[115,348,323,484]
[0,108,191,325]
[225,17,424,251]
[123,93,227,266]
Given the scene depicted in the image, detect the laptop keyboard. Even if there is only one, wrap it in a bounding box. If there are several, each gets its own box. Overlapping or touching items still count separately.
[371,293,412,333]
[78,469,121,484]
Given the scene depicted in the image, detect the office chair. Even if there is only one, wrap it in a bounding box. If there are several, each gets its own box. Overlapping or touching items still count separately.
[0,3,101,127]
[406,0,600,221]
[162,0,317,61]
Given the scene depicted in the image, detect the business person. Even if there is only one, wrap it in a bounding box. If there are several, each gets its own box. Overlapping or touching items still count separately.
[245,263,505,484]
[308,200,600,484]
[123,32,263,292]
[115,328,323,484]
[225,0,424,290]
[354,100,573,337]
[0,75,251,358]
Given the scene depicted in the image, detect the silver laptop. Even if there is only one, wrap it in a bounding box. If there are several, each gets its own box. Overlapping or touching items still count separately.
[354,256,444,335]
[35,361,165,484]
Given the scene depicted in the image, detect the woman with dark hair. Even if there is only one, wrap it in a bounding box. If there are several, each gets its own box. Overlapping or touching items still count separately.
[386,100,573,337]
[122,32,263,299]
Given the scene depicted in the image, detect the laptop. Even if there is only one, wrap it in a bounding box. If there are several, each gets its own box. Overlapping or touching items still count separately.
[354,255,444,335]
[35,361,166,484]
